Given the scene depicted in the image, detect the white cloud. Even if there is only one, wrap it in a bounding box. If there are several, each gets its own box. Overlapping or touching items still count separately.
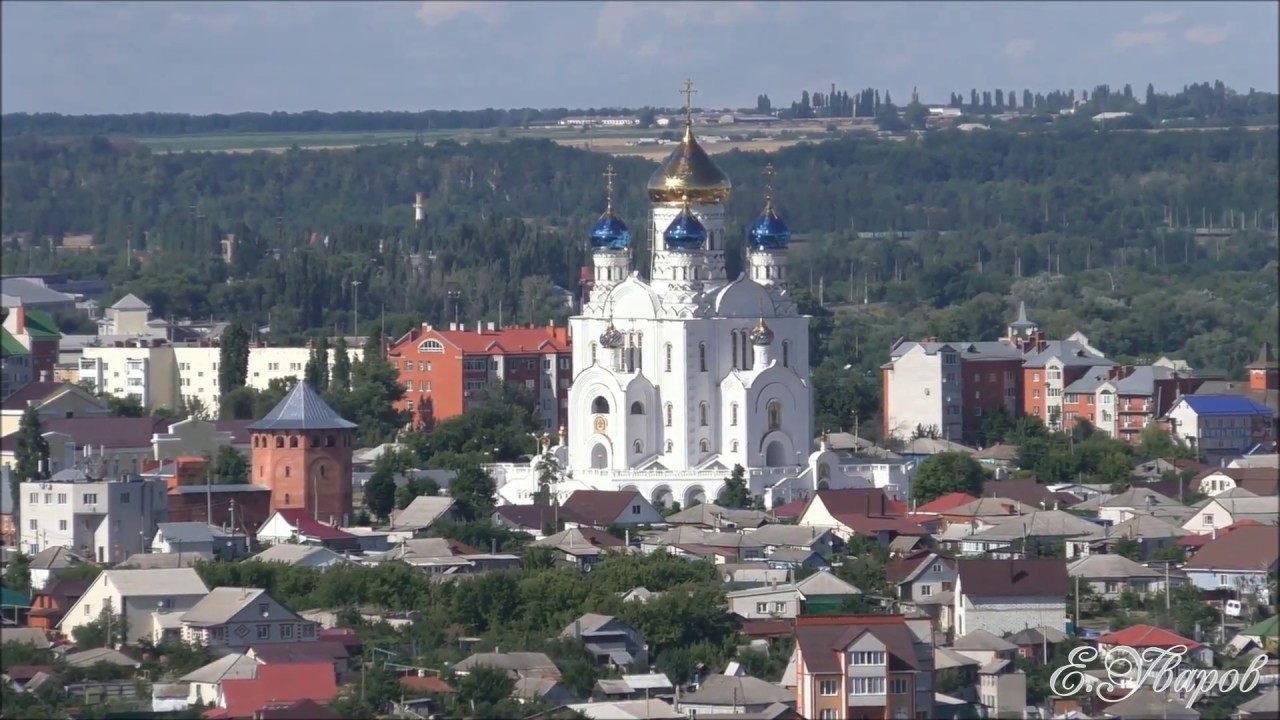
[414,1,506,29]
[1141,10,1182,26]
[1184,25,1231,45]
[1004,38,1035,62]
[1111,29,1166,51]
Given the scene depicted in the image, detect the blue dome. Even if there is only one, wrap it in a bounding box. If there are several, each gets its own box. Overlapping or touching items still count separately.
[589,212,632,250]
[663,207,707,252]
[749,209,791,250]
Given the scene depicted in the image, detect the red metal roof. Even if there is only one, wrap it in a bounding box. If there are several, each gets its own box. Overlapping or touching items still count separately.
[1098,624,1200,650]
[390,324,571,357]
[205,663,337,719]
[770,498,808,520]
[273,509,355,541]
[916,492,979,514]
[400,675,456,694]
[1177,519,1263,547]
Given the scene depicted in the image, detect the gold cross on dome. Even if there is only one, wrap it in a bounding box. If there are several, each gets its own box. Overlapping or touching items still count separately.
[681,78,697,118]
[763,163,776,209]
[603,164,616,211]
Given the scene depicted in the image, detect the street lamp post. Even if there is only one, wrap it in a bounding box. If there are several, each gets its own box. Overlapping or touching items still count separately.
[447,289,462,326]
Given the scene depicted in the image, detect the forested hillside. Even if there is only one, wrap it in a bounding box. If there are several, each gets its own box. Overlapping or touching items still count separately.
[2,128,1276,435]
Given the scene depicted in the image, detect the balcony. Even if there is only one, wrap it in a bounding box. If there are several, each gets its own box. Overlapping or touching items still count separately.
[848,692,887,707]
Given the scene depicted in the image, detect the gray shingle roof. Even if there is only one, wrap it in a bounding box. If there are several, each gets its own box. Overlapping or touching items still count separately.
[389,496,456,531]
[156,522,215,545]
[247,380,357,431]
[110,293,151,311]
[103,568,209,597]
[180,587,266,626]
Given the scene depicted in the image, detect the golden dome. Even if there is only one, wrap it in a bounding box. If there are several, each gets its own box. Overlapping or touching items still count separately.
[646,121,733,204]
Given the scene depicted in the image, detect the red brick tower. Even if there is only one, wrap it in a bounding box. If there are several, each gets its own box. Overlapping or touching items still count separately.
[1247,342,1278,392]
[248,381,356,526]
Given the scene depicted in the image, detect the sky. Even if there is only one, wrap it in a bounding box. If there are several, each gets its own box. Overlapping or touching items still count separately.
[2,1,1277,115]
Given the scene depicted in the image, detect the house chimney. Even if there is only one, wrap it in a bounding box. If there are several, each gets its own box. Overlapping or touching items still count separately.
[12,305,26,333]
[40,370,51,382]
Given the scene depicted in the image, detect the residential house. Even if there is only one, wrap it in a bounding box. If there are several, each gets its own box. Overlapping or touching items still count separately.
[1089,514,1190,558]
[1183,496,1280,534]
[372,537,520,574]
[530,527,626,570]
[1100,686,1203,719]
[789,613,936,720]
[1194,467,1280,497]
[1061,361,1209,443]
[178,587,318,649]
[562,699,683,719]
[248,641,353,674]
[746,524,842,558]
[491,504,559,539]
[960,509,1105,559]
[796,488,924,543]
[386,322,572,431]
[26,577,93,631]
[2,305,61,384]
[1089,487,1190,525]
[886,550,957,637]
[454,651,562,679]
[206,662,338,720]
[639,525,765,564]
[18,467,168,563]
[563,613,648,668]
[0,380,108,438]
[972,444,1019,469]
[1098,624,1213,683]
[122,551,213,569]
[1183,525,1279,598]
[727,569,863,620]
[388,496,457,535]
[953,558,1070,638]
[0,627,52,648]
[59,567,210,644]
[249,545,352,569]
[26,546,86,591]
[982,478,1082,510]
[1165,395,1275,460]
[560,490,664,529]
[591,673,674,702]
[1068,555,1184,598]
[664,502,772,530]
[912,492,979,517]
[151,522,218,557]
[1006,626,1071,661]
[256,509,359,550]
[977,656,1028,719]
[1021,332,1114,432]
[1,327,35,401]
[949,629,1020,667]
[676,674,797,716]
[179,653,261,706]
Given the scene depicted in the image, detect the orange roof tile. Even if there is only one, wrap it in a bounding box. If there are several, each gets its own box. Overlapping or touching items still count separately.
[1098,624,1200,650]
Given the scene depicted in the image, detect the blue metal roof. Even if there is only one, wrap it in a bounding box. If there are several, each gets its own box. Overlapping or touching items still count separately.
[247,381,357,432]
[1179,395,1273,416]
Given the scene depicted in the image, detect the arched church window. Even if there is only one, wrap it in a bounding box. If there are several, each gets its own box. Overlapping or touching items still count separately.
[285,465,291,478]
[768,401,782,431]
[320,465,327,478]
[664,343,672,372]
[309,434,319,448]
[741,330,750,369]
[630,401,645,415]
[731,440,740,453]
[590,342,597,365]
[699,403,708,426]
[665,403,673,427]
[665,440,674,453]
[592,397,610,414]
[699,343,707,372]
[289,435,299,448]
[783,341,790,368]
[819,463,831,480]
[275,436,284,449]
[285,493,290,504]
[699,439,709,452]
[325,435,335,447]
[731,331,739,370]
[730,403,739,426]
[633,440,643,455]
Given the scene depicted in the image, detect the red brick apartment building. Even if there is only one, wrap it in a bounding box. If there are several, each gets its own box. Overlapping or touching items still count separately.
[387,322,572,432]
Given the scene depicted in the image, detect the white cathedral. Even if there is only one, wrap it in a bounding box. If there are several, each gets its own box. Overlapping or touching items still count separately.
[490,84,908,510]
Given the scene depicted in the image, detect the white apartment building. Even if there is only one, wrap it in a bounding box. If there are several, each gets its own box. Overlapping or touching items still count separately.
[882,342,964,442]
[1165,395,1275,459]
[79,342,364,413]
[19,468,168,564]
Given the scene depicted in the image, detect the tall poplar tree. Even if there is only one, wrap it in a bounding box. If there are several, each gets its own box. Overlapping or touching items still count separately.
[13,406,51,530]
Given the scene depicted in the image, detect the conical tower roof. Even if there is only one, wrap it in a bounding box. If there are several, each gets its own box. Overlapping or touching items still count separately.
[1009,301,1035,329]
[247,380,356,431]
[1246,341,1278,370]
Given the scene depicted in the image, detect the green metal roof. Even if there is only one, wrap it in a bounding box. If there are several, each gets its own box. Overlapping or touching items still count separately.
[0,327,29,357]
[0,585,31,608]
[1241,614,1279,639]
[20,308,61,340]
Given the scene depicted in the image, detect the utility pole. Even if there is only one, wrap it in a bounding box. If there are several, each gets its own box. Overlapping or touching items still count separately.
[351,280,362,337]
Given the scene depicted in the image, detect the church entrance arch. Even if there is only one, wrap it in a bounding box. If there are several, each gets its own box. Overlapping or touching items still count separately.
[684,485,707,507]
[651,485,675,509]
[817,480,830,490]
[765,441,788,467]
[590,443,609,469]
